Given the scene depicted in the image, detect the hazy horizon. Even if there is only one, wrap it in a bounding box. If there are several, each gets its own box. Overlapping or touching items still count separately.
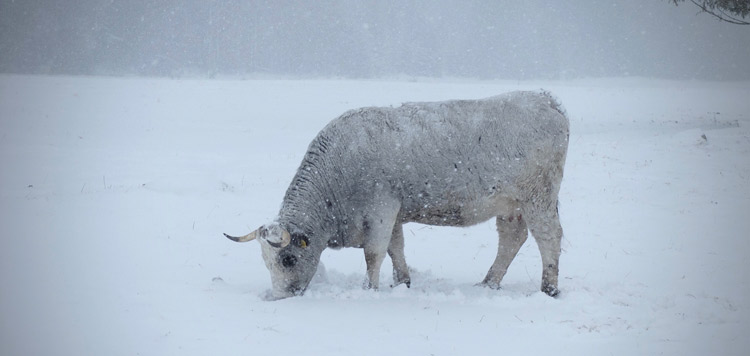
[1,0,749,80]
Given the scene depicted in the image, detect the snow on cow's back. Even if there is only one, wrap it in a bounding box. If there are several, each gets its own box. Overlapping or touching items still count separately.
[324,90,568,150]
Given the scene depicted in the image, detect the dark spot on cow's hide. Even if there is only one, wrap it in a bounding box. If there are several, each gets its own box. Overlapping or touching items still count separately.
[403,205,466,226]
[500,214,522,223]
[362,219,371,233]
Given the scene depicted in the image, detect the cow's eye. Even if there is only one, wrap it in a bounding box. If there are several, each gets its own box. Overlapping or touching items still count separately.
[280,254,297,268]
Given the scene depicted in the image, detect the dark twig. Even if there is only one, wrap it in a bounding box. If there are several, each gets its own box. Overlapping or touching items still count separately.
[689,0,750,25]
[672,0,750,25]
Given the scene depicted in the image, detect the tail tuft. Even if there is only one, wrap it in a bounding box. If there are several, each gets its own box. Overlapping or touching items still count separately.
[540,89,567,117]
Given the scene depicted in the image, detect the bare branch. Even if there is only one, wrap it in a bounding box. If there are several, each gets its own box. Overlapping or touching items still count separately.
[672,0,750,25]
[690,0,750,24]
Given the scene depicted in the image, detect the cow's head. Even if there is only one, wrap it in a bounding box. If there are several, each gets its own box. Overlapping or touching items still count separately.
[224,223,321,300]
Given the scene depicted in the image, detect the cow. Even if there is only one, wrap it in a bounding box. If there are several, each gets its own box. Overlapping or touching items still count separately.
[224,90,569,300]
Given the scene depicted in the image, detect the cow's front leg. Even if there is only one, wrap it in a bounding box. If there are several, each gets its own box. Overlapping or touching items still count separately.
[362,196,401,290]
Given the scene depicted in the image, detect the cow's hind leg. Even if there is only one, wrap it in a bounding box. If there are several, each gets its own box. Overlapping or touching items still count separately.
[388,223,411,287]
[481,210,528,289]
[527,202,563,297]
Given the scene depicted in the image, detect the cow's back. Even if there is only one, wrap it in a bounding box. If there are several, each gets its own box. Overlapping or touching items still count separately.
[303,91,568,227]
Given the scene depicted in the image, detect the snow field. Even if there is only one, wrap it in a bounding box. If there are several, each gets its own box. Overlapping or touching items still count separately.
[1,75,748,355]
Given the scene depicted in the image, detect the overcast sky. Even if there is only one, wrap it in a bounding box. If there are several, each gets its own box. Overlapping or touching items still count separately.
[1,0,749,80]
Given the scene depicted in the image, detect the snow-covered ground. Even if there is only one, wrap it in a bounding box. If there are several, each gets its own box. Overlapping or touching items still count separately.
[1,75,748,355]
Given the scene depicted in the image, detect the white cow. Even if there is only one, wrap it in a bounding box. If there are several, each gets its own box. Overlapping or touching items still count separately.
[225,90,569,300]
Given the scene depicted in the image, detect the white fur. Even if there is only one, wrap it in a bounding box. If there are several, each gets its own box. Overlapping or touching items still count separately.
[255,91,569,299]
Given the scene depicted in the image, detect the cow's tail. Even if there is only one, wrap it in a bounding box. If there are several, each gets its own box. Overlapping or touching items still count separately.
[540,89,567,118]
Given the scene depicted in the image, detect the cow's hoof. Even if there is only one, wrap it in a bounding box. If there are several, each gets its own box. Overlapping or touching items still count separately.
[391,278,411,288]
[542,284,560,298]
[362,279,379,291]
[477,281,501,290]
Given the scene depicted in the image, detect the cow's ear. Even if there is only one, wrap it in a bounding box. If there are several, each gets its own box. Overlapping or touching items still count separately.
[293,233,310,249]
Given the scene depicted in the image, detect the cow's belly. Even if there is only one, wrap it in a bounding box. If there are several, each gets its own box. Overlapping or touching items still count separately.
[400,194,518,227]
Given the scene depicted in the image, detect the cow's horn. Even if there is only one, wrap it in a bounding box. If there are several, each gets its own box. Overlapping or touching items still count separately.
[223,230,258,243]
